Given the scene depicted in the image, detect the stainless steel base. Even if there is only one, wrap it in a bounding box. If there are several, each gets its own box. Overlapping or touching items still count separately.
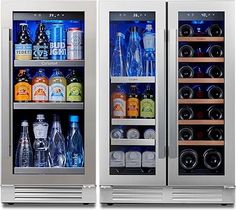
[1,185,96,203]
[100,185,235,204]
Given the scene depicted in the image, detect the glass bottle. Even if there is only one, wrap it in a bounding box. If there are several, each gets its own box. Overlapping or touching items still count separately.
[127,85,139,118]
[140,85,155,118]
[112,85,127,118]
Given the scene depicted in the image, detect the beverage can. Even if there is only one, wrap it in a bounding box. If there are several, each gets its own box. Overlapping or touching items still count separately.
[50,24,66,60]
[110,128,124,139]
[67,28,83,60]
[144,129,156,139]
[126,128,140,139]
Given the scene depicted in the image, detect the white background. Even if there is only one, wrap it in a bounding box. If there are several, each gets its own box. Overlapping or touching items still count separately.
[0,0,236,209]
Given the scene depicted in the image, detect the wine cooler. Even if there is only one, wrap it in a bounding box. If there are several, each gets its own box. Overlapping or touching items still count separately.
[1,0,96,204]
[99,0,235,204]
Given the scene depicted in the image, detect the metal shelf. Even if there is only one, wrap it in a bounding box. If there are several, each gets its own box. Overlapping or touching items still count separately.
[14,60,85,67]
[178,37,224,42]
[111,138,155,146]
[178,140,224,146]
[111,76,155,83]
[178,120,224,125]
[178,57,224,63]
[14,167,85,174]
[112,118,155,126]
[178,99,224,104]
[14,102,84,110]
[178,78,224,84]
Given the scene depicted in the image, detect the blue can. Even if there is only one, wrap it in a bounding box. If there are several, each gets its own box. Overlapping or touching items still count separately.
[49,24,66,60]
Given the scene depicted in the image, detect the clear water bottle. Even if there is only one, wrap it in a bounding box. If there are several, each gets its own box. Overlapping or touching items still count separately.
[66,115,84,167]
[48,114,66,167]
[143,24,155,76]
[33,114,49,167]
[111,32,125,77]
[126,26,143,77]
[15,120,33,167]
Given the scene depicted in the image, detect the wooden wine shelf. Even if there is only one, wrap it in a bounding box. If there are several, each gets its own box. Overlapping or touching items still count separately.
[178,37,224,42]
[178,57,224,63]
[178,99,224,104]
[178,140,224,146]
[178,120,224,125]
[178,78,224,83]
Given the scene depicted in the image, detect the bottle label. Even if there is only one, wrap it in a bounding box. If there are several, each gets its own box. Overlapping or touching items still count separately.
[113,98,126,117]
[33,124,48,139]
[140,99,155,118]
[32,82,49,101]
[15,44,32,60]
[49,83,65,101]
[33,44,49,60]
[15,82,31,101]
[127,98,139,117]
[67,82,82,102]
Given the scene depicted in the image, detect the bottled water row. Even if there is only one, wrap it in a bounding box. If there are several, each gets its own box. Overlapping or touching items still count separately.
[15,114,84,168]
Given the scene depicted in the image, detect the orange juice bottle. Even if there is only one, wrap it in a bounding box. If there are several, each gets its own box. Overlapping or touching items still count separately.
[112,85,126,118]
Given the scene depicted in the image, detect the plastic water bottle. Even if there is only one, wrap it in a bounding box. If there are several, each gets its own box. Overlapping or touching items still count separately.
[111,32,125,77]
[48,114,66,167]
[33,114,49,167]
[143,24,155,76]
[126,26,143,77]
[15,121,33,167]
[66,115,84,167]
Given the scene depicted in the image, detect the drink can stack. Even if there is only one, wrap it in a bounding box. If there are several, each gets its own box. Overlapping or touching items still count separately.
[67,28,83,60]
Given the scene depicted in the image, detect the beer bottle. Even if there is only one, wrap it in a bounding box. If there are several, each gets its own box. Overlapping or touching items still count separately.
[127,85,139,118]
[140,85,155,118]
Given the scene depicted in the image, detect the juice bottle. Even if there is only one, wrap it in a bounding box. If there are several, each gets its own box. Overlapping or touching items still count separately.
[14,69,31,102]
[49,69,66,102]
[32,69,49,102]
[112,85,126,118]
[127,85,139,118]
[66,69,83,102]
[140,85,155,118]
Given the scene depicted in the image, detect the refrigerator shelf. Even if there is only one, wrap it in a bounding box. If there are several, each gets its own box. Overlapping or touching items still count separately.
[14,167,85,174]
[178,37,224,42]
[178,58,224,63]
[110,76,155,83]
[178,99,224,104]
[178,140,224,146]
[13,102,84,110]
[111,118,155,126]
[111,138,155,146]
[178,120,224,125]
[178,78,224,84]
[14,60,85,67]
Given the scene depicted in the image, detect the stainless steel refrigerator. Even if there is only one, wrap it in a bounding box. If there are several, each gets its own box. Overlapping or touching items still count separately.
[1,0,96,204]
[99,0,235,204]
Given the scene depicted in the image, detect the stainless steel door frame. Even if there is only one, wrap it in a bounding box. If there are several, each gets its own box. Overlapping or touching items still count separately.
[1,0,96,186]
[168,1,235,186]
[99,0,166,186]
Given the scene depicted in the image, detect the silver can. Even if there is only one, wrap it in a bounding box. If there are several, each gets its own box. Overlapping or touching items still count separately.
[144,129,156,139]
[110,128,124,139]
[127,128,140,139]
[67,28,83,60]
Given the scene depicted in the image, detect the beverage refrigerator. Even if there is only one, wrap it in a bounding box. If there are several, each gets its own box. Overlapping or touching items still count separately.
[99,0,235,204]
[1,0,96,204]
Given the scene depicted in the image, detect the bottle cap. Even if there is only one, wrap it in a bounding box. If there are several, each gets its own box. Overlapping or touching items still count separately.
[53,114,60,121]
[37,114,45,120]
[116,32,125,39]
[21,120,28,126]
[146,24,152,31]
[20,23,28,26]
[69,115,79,122]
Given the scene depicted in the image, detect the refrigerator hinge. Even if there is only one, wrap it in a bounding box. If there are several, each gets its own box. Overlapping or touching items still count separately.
[100,185,112,189]
[83,185,96,189]
[224,185,235,189]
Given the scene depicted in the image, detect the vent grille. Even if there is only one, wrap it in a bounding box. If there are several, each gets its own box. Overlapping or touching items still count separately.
[112,186,163,202]
[14,186,83,203]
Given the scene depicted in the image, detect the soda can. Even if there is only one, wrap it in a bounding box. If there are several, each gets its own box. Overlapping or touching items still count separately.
[50,24,66,60]
[126,128,140,139]
[144,129,156,139]
[67,28,83,60]
[110,128,124,139]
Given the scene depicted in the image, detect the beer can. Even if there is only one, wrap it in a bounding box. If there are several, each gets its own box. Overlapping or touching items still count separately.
[127,128,140,139]
[110,128,124,139]
[67,28,83,60]
[50,24,66,60]
[144,129,156,139]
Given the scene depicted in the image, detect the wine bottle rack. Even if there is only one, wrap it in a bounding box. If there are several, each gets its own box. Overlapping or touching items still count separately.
[178,120,224,125]
[178,78,224,84]
[178,140,224,146]
[178,99,224,104]
[178,58,224,63]
[178,37,224,42]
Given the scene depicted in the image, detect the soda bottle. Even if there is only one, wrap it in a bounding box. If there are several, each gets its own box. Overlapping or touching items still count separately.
[15,23,32,60]
[126,26,143,77]
[15,120,33,167]
[143,24,155,76]
[49,69,66,102]
[33,114,49,167]
[66,69,83,102]
[32,69,49,102]
[33,23,50,60]
[14,69,32,102]
[111,32,125,77]
[112,85,127,118]
[127,85,139,118]
[66,115,84,167]
[140,85,155,118]
[48,114,66,167]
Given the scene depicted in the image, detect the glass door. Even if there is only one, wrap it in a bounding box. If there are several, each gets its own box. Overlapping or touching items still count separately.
[100,1,166,186]
[168,2,235,186]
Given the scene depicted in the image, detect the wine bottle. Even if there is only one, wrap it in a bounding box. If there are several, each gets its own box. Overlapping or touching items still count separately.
[179,106,194,120]
[179,24,194,37]
[206,65,223,78]
[207,85,223,99]
[179,66,194,78]
[207,24,223,37]
[207,45,223,57]
[179,127,193,140]
[179,149,198,170]
[203,148,222,170]
[207,126,223,140]
[179,45,194,57]
[179,86,194,99]
[207,105,223,120]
